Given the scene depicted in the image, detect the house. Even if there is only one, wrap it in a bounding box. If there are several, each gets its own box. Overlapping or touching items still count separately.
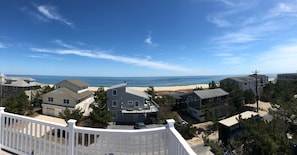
[221,75,268,95]
[218,111,259,144]
[0,73,41,101]
[277,73,297,83]
[169,93,187,110]
[42,79,94,117]
[182,88,229,122]
[107,83,159,124]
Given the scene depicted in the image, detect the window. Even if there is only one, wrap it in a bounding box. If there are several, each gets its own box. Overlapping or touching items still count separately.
[48,97,53,102]
[64,99,70,104]
[4,86,8,91]
[112,100,117,107]
[128,101,133,105]
[209,98,214,102]
[217,96,221,100]
[134,101,139,107]
[13,87,17,91]
[112,89,117,96]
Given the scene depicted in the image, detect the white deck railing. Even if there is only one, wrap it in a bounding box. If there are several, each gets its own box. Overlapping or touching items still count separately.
[0,107,196,155]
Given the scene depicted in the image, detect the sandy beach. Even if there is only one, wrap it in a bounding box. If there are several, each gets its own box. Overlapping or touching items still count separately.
[88,84,209,92]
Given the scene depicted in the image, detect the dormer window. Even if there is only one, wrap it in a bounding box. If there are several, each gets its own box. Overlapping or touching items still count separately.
[64,99,70,104]
[48,97,53,102]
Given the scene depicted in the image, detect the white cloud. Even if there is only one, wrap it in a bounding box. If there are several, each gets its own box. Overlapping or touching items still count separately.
[257,42,297,73]
[0,43,6,48]
[53,39,74,48]
[144,32,158,47]
[206,15,230,27]
[36,5,73,27]
[207,1,297,67]
[30,44,191,72]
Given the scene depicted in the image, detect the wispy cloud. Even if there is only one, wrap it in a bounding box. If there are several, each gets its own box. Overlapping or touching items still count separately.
[0,43,7,48]
[52,39,75,48]
[30,41,191,72]
[257,41,297,73]
[36,5,73,27]
[207,1,297,65]
[144,31,158,47]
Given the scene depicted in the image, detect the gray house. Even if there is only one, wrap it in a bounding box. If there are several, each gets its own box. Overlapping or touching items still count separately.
[107,83,159,124]
[0,73,41,101]
[42,79,94,117]
[183,88,229,122]
[221,75,269,96]
[277,73,297,83]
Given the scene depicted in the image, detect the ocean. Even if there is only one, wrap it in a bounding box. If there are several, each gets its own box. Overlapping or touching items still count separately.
[8,74,276,87]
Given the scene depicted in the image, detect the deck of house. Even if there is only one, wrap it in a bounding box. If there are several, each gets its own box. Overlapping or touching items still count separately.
[0,107,196,155]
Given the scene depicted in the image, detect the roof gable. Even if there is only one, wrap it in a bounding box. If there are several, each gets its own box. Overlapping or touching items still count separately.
[108,83,127,90]
[56,79,88,88]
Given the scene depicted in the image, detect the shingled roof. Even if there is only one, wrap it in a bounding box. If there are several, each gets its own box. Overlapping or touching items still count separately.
[194,88,228,99]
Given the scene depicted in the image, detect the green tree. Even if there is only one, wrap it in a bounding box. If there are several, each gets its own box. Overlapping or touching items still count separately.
[243,89,255,104]
[220,79,244,115]
[209,80,217,89]
[238,118,290,155]
[59,108,84,123]
[145,86,156,99]
[89,87,111,127]
[2,92,31,115]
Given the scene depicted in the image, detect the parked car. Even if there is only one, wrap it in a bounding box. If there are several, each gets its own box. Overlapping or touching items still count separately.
[197,127,205,134]
[134,122,146,129]
[175,120,188,127]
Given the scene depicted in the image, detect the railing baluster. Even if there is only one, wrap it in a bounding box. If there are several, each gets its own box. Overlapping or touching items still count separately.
[34,122,37,155]
[139,135,141,155]
[39,124,41,154]
[82,131,85,155]
[87,133,91,154]
[12,118,16,149]
[9,117,12,148]
[25,120,28,153]
[145,134,148,155]
[59,128,62,155]
[44,124,47,155]
[49,126,52,154]
[158,133,161,155]
[30,121,32,154]
[20,118,23,151]
[75,132,78,155]
[54,128,57,155]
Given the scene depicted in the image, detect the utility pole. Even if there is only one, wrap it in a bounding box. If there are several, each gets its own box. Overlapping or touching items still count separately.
[253,70,259,112]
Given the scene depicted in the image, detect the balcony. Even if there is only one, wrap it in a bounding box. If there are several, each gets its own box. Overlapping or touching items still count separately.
[0,107,196,155]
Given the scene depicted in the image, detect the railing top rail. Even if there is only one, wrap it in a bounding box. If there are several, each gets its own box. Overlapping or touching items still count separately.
[74,125,167,135]
[1,111,67,128]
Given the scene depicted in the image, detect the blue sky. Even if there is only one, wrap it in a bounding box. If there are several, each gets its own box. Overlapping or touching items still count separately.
[1,0,297,77]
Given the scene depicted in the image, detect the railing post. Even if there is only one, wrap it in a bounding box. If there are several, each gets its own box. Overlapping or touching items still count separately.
[0,107,5,151]
[166,119,176,155]
[67,119,77,155]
